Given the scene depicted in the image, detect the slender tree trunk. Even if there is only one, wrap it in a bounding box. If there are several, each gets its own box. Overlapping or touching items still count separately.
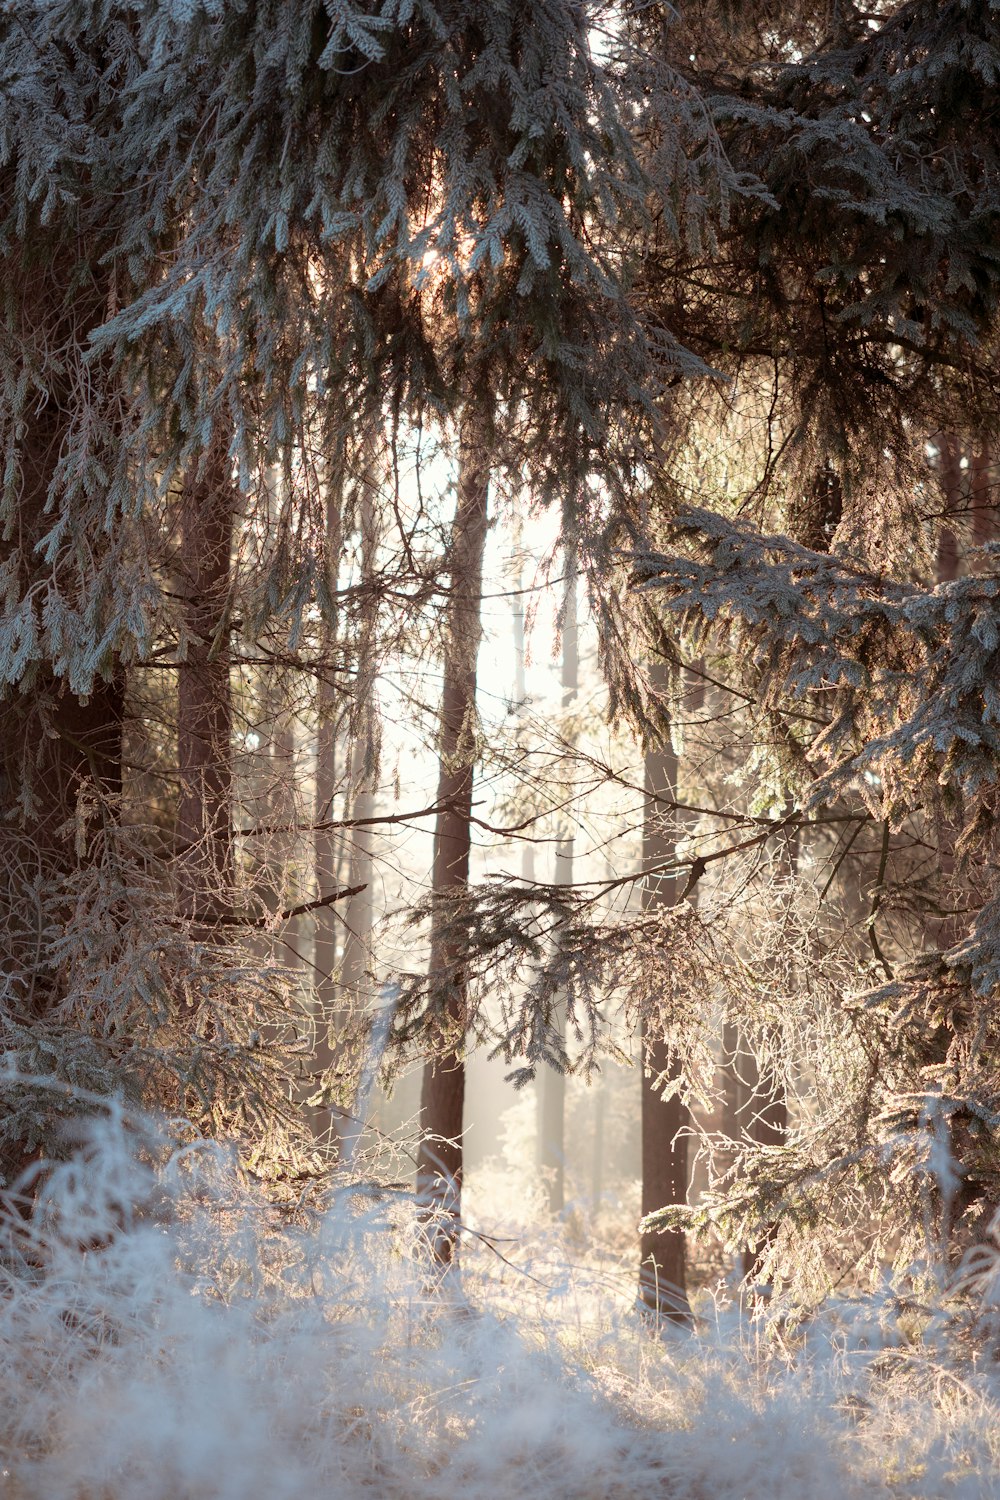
[273,711,302,963]
[336,481,379,1157]
[972,442,994,550]
[313,441,381,1151]
[335,751,375,1158]
[176,433,236,931]
[512,576,545,1183]
[740,820,797,1282]
[415,412,490,1265]
[512,578,535,903]
[638,658,692,1326]
[937,435,962,583]
[931,441,985,963]
[313,451,345,1142]
[312,688,341,1130]
[339,768,375,1005]
[538,550,578,1214]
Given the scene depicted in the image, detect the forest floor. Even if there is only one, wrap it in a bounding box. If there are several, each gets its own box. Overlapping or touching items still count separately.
[1,1114,999,1499]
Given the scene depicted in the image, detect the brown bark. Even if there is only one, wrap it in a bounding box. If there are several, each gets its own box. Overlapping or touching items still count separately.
[638,659,692,1326]
[0,676,124,853]
[0,253,125,1184]
[971,442,994,550]
[272,712,302,962]
[313,444,380,1151]
[937,435,962,582]
[313,713,342,1128]
[339,763,376,1007]
[1,250,124,805]
[0,266,124,955]
[175,433,236,931]
[935,438,971,948]
[312,454,345,1142]
[337,475,379,1040]
[415,413,490,1265]
[333,765,375,1161]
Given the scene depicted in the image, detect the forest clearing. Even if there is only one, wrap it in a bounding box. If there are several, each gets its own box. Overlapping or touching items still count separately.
[3,1,1000,1494]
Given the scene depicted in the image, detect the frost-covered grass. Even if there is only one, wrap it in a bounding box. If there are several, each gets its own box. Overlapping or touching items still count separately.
[1,1108,999,1499]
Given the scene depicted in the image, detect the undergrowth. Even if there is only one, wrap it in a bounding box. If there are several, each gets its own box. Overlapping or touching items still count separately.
[1,1099,999,1499]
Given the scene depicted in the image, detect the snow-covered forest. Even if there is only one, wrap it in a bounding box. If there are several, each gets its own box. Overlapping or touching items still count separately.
[3,1,1000,1494]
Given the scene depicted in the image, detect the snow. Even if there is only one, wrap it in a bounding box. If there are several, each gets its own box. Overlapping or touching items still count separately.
[1,1104,998,1499]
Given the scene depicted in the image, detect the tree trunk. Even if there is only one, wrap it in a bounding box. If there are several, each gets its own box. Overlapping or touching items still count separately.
[638,659,692,1326]
[415,412,490,1265]
[312,691,342,1130]
[972,442,994,550]
[313,444,380,1152]
[335,755,375,1161]
[0,274,124,967]
[937,435,962,583]
[176,433,236,932]
[336,475,379,1158]
[512,576,545,1186]
[272,709,302,966]
[313,452,345,1142]
[0,258,125,1182]
[933,438,967,954]
[538,549,578,1214]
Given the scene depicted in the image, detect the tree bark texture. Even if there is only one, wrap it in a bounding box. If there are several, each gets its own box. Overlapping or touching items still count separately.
[176,433,236,932]
[312,473,343,1135]
[0,266,124,979]
[415,414,490,1265]
[313,441,380,1150]
[0,247,125,1182]
[971,442,995,550]
[638,658,692,1326]
[336,485,378,1154]
[936,435,962,583]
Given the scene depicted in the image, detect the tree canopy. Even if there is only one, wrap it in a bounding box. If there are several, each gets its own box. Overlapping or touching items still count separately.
[3,0,1000,1297]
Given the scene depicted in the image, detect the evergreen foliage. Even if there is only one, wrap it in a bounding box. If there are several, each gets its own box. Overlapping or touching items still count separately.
[622,0,1000,1291]
[3,0,1000,1325]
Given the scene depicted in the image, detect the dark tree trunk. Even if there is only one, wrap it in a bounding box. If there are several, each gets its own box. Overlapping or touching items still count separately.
[937,435,962,583]
[415,413,490,1265]
[971,442,994,550]
[0,265,125,855]
[638,659,692,1326]
[0,276,124,888]
[0,676,124,850]
[175,434,236,931]
[0,256,125,1181]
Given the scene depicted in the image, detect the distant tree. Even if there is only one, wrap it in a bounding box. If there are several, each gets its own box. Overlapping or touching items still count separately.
[538,548,579,1215]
